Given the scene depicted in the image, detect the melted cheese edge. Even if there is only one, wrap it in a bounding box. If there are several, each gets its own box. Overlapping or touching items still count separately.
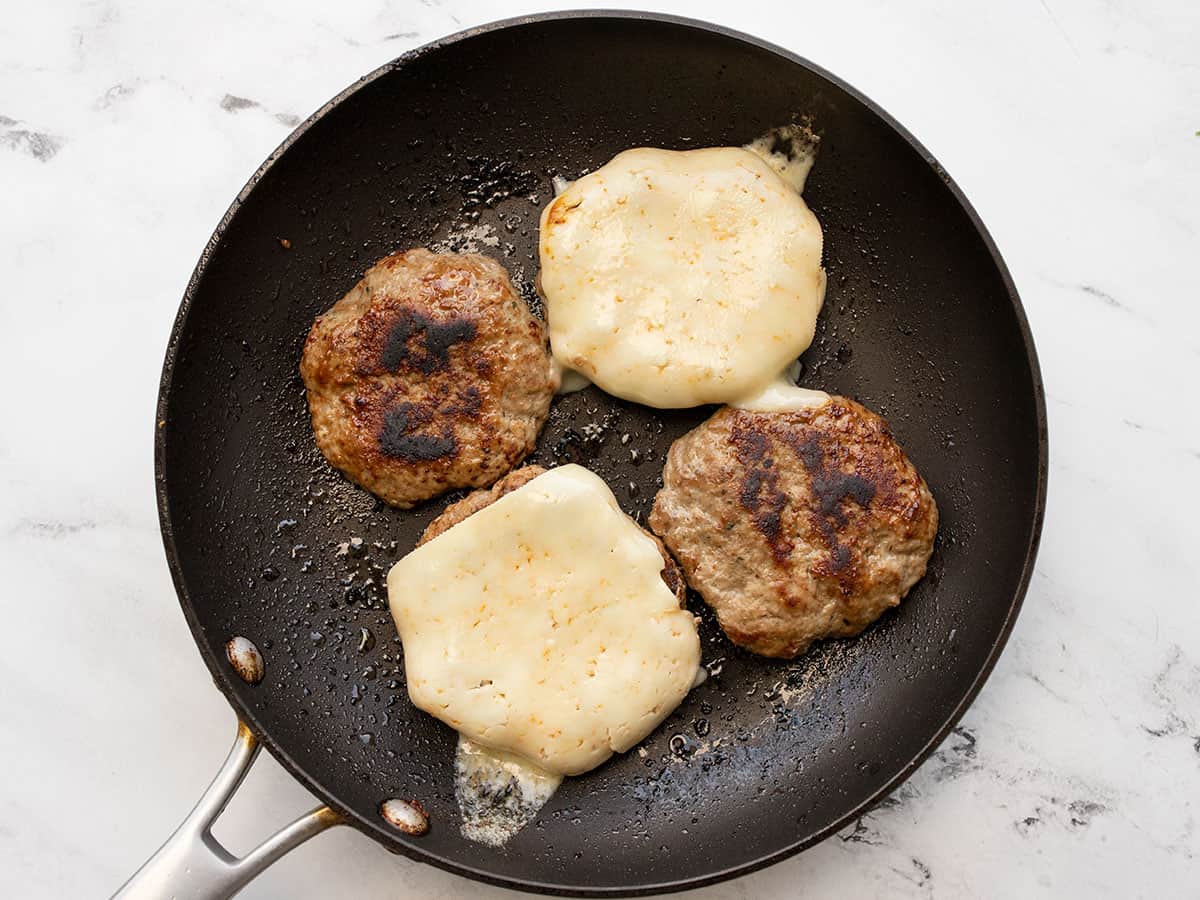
[386,464,700,777]
[744,124,819,193]
[539,146,825,408]
[454,736,562,846]
[732,380,830,412]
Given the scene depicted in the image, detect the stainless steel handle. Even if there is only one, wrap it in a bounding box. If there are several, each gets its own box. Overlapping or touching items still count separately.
[112,721,342,900]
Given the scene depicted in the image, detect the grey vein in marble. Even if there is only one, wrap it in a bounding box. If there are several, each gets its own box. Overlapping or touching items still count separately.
[219,92,301,128]
[0,119,63,161]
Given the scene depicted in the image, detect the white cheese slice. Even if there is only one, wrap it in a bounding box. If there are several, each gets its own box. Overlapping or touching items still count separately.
[387,464,700,777]
[538,146,825,408]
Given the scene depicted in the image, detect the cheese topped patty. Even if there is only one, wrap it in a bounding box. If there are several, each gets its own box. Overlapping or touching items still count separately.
[386,464,700,777]
[539,147,826,408]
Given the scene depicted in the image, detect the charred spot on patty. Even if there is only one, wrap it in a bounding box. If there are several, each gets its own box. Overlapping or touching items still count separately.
[815,470,877,518]
[741,466,790,563]
[379,402,457,461]
[447,385,482,417]
[730,407,902,594]
[812,543,854,582]
[785,433,877,523]
[380,309,477,375]
[781,424,880,593]
[731,423,792,563]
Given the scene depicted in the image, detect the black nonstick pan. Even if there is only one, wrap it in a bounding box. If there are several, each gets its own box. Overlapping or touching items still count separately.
[120,11,1046,899]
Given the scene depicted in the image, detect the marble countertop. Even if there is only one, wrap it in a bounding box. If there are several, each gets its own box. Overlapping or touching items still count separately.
[2,1,1197,897]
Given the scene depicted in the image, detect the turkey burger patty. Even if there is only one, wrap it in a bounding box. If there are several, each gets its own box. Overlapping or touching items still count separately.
[649,397,938,659]
[300,248,557,507]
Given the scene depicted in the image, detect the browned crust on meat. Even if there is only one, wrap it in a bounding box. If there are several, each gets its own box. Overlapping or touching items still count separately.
[300,249,556,507]
[419,465,687,605]
[649,397,938,658]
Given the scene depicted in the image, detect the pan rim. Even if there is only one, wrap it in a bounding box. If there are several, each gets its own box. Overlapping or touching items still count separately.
[154,9,1048,896]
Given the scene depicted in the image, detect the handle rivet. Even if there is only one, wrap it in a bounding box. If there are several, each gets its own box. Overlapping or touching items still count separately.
[380,798,429,836]
[226,636,265,684]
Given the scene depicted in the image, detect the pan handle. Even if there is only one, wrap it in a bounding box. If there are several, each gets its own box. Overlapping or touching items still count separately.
[111,721,342,900]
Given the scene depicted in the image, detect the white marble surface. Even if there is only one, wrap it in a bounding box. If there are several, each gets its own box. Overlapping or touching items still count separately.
[2,1,1198,897]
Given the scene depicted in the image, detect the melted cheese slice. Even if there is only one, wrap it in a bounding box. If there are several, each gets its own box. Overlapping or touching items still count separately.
[539,147,826,408]
[387,464,700,777]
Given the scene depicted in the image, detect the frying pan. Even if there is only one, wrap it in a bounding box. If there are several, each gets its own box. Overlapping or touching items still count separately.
[118,11,1046,899]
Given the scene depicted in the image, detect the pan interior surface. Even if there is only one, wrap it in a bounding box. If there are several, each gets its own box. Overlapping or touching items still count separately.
[156,13,1045,896]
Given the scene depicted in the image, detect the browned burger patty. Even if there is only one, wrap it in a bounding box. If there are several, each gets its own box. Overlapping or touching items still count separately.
[419,465,687,604]
[648,397,937,658]
[300,249,557,508]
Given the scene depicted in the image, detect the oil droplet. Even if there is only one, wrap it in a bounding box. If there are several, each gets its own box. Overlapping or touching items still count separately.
[669,734,692,757]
